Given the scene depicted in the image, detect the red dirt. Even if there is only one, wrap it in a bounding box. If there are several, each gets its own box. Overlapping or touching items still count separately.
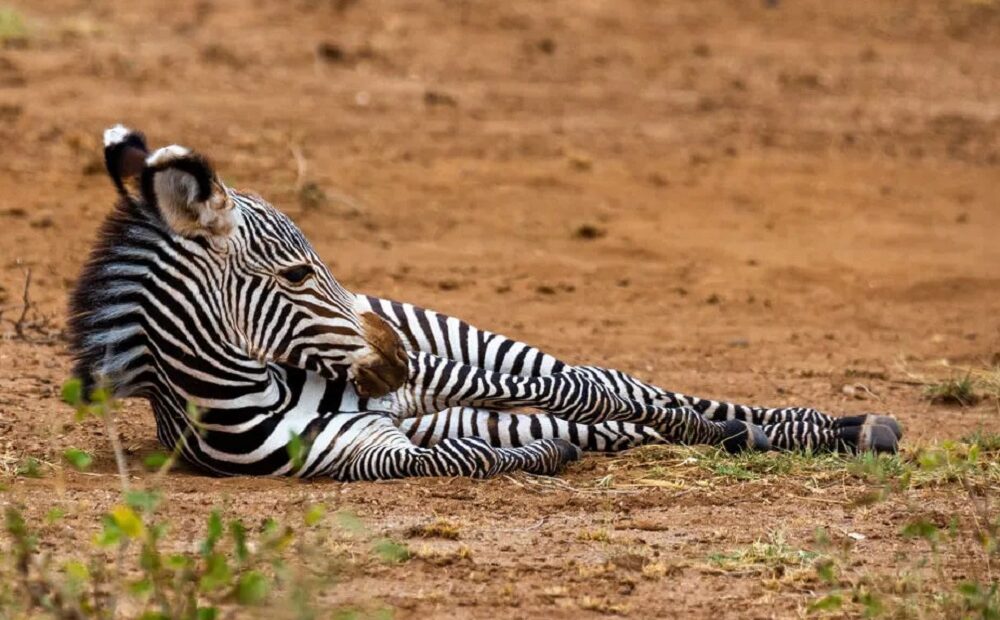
[1,1,998,617]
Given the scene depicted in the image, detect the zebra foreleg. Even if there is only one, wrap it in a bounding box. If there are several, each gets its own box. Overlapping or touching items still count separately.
[398,407,665,452]
[333,417,580,481]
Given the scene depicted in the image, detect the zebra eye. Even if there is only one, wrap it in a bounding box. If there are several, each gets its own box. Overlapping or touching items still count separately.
[278,265,314,285]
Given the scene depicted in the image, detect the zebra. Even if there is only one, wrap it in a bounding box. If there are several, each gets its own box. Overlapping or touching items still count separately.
[67,125,900,480]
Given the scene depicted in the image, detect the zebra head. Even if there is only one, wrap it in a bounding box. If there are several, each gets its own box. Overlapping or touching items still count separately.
[69,125,406,400]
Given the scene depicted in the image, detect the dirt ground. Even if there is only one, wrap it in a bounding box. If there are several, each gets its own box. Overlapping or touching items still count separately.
[1,0,999,618]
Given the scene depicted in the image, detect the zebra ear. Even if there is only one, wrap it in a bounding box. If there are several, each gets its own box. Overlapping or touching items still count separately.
[141,145,237,239]
[103,124,149,204]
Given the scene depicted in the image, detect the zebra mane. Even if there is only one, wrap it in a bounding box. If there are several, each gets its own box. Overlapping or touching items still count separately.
[67,197,167,394]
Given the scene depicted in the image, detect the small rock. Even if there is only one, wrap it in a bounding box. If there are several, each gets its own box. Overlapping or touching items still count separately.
[647,172,669,187]
[537,38,556,54]
[424,90,457,107]
[567,153,592,171]
[316,42,347,63]
[573,224,606,240]
[30,215,54,229]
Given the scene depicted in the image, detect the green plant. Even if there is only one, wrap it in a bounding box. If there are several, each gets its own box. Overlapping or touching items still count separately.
[925,373,980,406]
[0,378,399,619]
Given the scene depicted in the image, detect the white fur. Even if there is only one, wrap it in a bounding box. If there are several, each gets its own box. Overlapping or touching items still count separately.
[103,124,132,147]
[146,144,192,166]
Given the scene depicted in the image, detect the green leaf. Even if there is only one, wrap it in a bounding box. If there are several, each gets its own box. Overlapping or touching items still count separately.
[372,538,410,564]
[139,613,170,620]
[201,511,223,556]
[858,590,883,618]
[95,514,124,547]
[199,553,231,592]
[142,452,169,471]
[129,578,153,597]
[166,553,192,571]
[815,559,836,584]
[46,507,67,524]
[901,519,939,543]
[335,510,365,535]
[229,520,248,563]
[304,504,326,527]
[371,608,395,620]
[61,378,83,406]
[90,387,110,405]
[111,505,145,538]
[140,542,161,572]
[63,448,93,471]
[235,571,269,606]
[16,457,43,478]
[287,431,306,470]
[125,490,161,513]
[807,594,842,613]
[64,560,90,583]
[196,608,218,620]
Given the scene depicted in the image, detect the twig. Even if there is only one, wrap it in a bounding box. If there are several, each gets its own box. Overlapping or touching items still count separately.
[103,408,130,493]
[290,143,308,192]
[13,268,31,339]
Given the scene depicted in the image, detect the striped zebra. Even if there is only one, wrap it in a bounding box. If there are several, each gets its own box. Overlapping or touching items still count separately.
[68,126,900,480]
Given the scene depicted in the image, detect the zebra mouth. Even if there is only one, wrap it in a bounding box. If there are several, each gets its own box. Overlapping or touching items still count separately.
[351,312,409,398]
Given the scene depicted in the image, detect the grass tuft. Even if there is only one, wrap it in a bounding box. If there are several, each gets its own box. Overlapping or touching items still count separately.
[924,373,980,406]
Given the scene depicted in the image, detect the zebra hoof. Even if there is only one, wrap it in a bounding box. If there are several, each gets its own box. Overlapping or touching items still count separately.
[551,438,582,464]
[841,423,899,454]
[865,415,902,440]
[721,420,770,453]
[836,414,903,440]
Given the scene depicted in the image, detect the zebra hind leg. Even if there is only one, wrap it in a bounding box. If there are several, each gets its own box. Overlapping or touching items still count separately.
[566,366,903,443]
[397,408,771,455]
[763,419,898,454]
[396,353,769,453]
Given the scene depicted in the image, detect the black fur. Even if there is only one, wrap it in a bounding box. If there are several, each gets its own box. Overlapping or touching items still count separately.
[68,198,148,394]
[104,130,149,201]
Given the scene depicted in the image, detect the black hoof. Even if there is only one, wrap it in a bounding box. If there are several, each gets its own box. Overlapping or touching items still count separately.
[840,423,898,454]
[551,438,582,463]
[865,415,902,440]
[721,420,771,453]
[836,414,903,440]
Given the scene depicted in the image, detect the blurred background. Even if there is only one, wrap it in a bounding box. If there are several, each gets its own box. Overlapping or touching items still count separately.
[0,2,998,617]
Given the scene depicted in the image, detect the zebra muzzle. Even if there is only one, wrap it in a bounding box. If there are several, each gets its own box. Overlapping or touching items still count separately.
[351,312,409,398]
